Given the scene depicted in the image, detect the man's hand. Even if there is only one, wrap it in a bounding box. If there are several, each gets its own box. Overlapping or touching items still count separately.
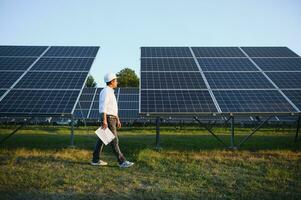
[102,120,108,129]
[117,119,122,129]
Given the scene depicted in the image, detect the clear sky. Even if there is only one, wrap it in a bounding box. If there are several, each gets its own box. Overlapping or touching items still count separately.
[0,0,300,87]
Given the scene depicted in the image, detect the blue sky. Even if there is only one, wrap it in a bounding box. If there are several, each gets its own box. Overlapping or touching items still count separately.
[0,0,300,87]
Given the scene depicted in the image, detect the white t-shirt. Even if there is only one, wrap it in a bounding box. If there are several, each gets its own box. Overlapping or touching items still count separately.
[99,86,118,116]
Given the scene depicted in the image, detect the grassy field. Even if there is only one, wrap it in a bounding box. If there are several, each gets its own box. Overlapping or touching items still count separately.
[0,124,300,200]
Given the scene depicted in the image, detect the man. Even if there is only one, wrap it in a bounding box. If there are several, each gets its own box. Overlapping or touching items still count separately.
[91,73,134,168]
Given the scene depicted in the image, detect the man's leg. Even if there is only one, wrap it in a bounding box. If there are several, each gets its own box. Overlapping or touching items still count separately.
[108,117,125,164]
[92,138,104,163]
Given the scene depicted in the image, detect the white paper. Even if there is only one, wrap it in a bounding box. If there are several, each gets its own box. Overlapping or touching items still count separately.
[95,127,115,145]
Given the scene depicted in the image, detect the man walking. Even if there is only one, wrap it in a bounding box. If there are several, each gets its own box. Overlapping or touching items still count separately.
[91,73,134,168]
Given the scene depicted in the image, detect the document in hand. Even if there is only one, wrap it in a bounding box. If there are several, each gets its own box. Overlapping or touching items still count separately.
[95,127,115,145]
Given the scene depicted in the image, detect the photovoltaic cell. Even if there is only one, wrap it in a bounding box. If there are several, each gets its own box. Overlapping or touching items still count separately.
[141,58,199,71]
[0,46,48,56]
[205,72,274,89]
[73,109,89,119]
[15,72,88,89]
[118,94,139,101]
[197,58,258,71]
[0,57,37,70]
[141,90,217,113]
[89,110,100,119]
[119,110,139,120]
[0,90,80,115]
[141,72,206,89]
[192,47,246,57]
[141,47,192,57]
[242,47,299,57]
[31,57,94,71]
[44,46,99,57]
[282,90,301,111]
[266,72,301,89]
[118,101,138,110]
[0,72,24,88]
[0,90,6,97]
[252,58,301,71]
[213,90,296,113]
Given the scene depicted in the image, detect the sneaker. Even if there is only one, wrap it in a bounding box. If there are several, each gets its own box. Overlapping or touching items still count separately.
[90,160,108,166]
[119,160,134,168]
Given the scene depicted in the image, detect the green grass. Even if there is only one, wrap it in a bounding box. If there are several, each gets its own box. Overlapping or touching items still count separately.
[0,125,300,200]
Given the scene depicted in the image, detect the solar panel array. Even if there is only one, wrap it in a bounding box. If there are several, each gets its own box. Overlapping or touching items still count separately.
[75,87,139,123]
[0,45,99,116]
[140,47,301,115]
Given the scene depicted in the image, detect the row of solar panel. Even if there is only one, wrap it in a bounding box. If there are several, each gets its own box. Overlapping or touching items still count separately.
[140,72,301,89]
[140,58,301,71]
[0,46,99,57]
[141,47,299,58]
[140,90,301,113]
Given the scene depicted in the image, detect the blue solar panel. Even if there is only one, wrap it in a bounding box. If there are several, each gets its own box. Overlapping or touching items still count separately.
[118,94,139,101]
[73,109,89,119]
[141,47,192,57]
[252,58,301,71]
[0,90,6,97]
[213,90,296,113]
[0,46,48,56]
[242,47,299,57]
[0,72,23,88]
[205,72,274,89]
[88,110,100,119]
[197,58,258,71]
[118,101,138,110]
[44,46,99,57]
[141,58,198,71]
[118,110,139,121]
[0,57,37,71]
[0,90,80,115]
[31,57,94,71]
[141,72,206,89]
[266,72,301,89]
[192,47,246,57]
[282,90,301,111]
[0,46,99,116]
[141,90,217,113]
[15,72,88,89]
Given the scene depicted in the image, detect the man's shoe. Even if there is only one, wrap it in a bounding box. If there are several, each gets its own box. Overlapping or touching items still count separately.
[91,160,108,166]
[119,160,134,168]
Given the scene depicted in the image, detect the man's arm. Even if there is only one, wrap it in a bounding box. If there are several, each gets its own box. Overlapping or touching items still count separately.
[116,115,122,129]
[102,112,108,129]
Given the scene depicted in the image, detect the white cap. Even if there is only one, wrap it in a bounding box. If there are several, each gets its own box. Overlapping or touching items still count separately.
[104,73,117,83]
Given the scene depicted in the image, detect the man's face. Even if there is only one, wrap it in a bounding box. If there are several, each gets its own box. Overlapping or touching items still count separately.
[111,79,118,88]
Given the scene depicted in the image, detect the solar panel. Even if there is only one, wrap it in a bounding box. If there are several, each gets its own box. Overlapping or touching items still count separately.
[117,87,139,122]
[0,90,6,97]
[140,46,301,115]
[0,72,23,88]
[282,90,301,111]
[0,90,80,115]
[0,45,99,116]
[241,47,299,57]
[141,90,217,113]
[0,57,37,70]
[141,47,192,57]
[141,72,207,89]
[44,46,99,57]
[15,72,88,89]
[265,72,301,89]
[192,47,246,57]
[141,58,199,71]
[197,58,258,71]
[252,58,301,71]
[205,72,274,89]
[0,46,48,56]
[213,90,295,113]
[74,87,97,119]
[31,57,94,71]
[118,94,139,101]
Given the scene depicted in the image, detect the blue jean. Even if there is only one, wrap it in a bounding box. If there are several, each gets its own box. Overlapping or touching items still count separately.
[92,115,125,164]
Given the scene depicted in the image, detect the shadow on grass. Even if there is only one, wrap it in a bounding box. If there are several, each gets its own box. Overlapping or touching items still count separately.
[0,130,300,154]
